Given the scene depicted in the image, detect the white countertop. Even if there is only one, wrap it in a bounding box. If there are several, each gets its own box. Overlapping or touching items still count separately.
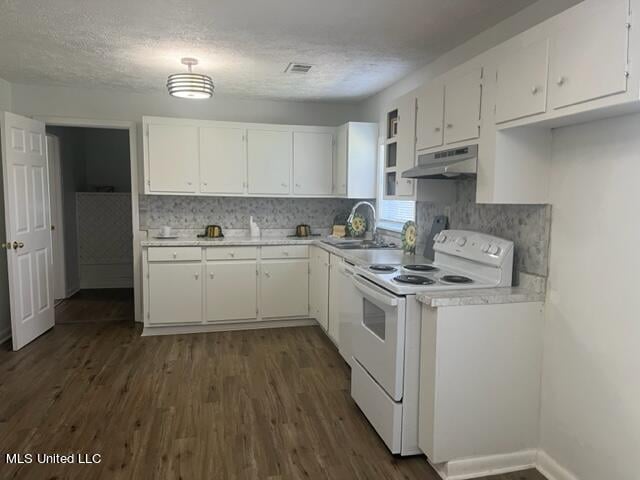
[141,234,545,306]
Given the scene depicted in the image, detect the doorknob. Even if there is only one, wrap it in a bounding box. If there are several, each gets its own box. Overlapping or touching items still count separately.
[1,242,10,250]
[12,241,24,249]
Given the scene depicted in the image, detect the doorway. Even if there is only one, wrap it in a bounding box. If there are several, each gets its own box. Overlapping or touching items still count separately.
[46,125,135,324]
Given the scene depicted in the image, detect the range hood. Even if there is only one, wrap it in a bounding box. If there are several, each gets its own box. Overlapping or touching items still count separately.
[402,144,477,180]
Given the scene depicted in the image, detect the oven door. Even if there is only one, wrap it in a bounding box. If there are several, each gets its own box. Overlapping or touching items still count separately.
[352,275,406,401]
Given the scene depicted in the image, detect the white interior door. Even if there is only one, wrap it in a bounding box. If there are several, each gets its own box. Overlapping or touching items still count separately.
[1,112,55,351]
[46,134,66,300]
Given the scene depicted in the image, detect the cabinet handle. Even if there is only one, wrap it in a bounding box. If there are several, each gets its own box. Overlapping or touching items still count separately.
[557,77,566,86]
[195,272,199,280]
[281,183,288,188]
[229,252,235,257]
[531,86,539,95]
[173,252,177,258]
[446,123,453,129]
[282,251,289,256]
[210,272,214,279]
[202,182,208,186]
[434,127,441,132]
[187,181,193,186]
[295,183,301,188]
[264,272,271,278]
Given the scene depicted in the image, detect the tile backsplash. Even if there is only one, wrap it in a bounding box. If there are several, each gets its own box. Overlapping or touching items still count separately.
[415,180,551,277]
[139,196,364,231]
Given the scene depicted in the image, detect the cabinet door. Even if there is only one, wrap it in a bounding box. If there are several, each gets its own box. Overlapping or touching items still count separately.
[334,125,348,196]
[395,94,416,197]
[147,124,198,193]
[327,261,343,344]
[293,132,334,195]
[206,262,257,322]
[444,68,482,144]
[247,129,291,195]
[549,0,629,110]
[496,39,549,123]
[200,127,246,194]
[148,263,202,324]
[416,84,445,151]
[261,260,309,318]
[309,247,329,330]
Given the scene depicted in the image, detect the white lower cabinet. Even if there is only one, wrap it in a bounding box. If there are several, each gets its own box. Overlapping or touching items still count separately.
[327,254,342,343]
[148,262,202,324]
[260,260,309,318]
[206,261,257,322]
[309,246,329,330]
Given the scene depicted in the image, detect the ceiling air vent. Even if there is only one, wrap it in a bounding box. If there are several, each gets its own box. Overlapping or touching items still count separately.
[285,63,313,74]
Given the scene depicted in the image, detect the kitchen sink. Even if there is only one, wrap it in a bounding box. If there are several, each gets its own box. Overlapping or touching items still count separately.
[322,239,400,250]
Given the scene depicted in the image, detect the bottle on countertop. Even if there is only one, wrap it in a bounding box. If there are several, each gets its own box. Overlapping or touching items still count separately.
[250,216,260,238]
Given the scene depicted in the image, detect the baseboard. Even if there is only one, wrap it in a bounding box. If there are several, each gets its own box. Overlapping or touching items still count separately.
[431,449,538,480]
[536,450,579,480]
[142,318,317,336]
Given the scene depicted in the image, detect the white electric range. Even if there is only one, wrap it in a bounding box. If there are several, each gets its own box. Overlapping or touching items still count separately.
[348,230,514,456]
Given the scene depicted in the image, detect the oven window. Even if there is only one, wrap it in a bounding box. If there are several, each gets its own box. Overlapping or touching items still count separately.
[363,298,386,340]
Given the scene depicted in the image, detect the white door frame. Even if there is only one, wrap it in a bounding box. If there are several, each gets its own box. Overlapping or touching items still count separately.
[46,134,67,300]
[38,117,142,323]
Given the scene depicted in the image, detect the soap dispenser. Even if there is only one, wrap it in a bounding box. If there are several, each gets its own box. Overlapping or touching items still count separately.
[250,216,260,238]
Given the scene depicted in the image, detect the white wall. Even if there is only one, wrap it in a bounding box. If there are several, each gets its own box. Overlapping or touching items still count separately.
[11,83,362,126]
[47,126,86,296]
[540,114,640,480]
[358,0,581,121]
[0,78,12,112]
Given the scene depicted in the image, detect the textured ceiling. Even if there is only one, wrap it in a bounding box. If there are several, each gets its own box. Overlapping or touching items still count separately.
[0,0,539,101]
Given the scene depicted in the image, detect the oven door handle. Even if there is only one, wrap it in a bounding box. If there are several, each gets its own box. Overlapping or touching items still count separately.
[352,276,399,307]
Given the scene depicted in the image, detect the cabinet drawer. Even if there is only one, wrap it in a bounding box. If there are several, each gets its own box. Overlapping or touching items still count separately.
[148,247,202,262]
[206,246,257,261]
[261,245,309,259]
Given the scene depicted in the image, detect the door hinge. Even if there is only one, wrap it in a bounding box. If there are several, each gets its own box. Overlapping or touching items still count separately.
[146,180,151,186]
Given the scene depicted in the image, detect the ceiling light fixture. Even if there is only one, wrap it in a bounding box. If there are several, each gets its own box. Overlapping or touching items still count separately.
[167,57,214,99]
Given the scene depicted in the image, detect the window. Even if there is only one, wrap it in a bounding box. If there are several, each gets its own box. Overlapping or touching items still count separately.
[376,144,415,232]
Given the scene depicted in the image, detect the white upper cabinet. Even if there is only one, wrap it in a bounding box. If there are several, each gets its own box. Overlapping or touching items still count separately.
[444,68,482,145]
[395,93,416,197]
[247,129,292,195]
[416,84,445,151]
[293,131,334,195]
[496,39,549,124]
[549,0,629,110]
[335,122,378,198]
[199,126,246,194]
[335,125,348,196]
[146,124,198,193]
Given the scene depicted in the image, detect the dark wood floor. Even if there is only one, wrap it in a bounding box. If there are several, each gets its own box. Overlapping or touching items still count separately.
[0,318,546,479]
[55,289,134,324]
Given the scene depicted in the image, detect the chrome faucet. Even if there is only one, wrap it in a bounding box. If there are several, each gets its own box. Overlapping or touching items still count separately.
[347,201,380,243]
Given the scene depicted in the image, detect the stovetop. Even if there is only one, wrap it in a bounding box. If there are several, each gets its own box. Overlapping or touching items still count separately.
[356,262,496,295]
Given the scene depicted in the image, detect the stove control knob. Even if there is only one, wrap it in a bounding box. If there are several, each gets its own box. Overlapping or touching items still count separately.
[433,233,441,241]
[481,243,491,253]
[438,234,447,243]
[488,245,501,255]
[455,237,467,247]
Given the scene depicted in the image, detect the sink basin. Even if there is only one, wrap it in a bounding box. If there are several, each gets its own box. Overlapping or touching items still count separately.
[322,240,400,250]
